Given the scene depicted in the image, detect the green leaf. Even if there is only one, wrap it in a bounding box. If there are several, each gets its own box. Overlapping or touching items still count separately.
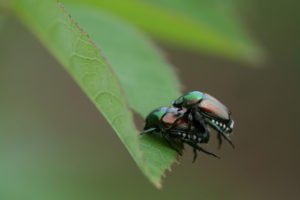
[62,0,263,63]
[10,0,181,188]
[64,5,181,117]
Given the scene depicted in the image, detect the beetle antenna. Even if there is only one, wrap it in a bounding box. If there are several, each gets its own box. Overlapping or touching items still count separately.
[140,127,156,135]
[217,134,223,149]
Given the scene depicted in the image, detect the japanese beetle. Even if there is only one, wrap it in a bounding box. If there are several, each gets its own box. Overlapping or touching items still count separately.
[173,91,235,148]
[142,106,219,162]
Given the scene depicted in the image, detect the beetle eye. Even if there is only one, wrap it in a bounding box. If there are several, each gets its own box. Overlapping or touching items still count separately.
[199,94,230,120]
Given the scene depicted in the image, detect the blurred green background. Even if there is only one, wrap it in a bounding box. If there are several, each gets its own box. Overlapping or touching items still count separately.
[0,1,299,200]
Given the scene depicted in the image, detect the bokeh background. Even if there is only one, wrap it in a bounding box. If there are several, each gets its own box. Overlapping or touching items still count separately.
[0,1,299,200]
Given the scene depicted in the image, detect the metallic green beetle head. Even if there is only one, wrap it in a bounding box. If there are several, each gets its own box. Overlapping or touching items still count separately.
[172,91,204,108]
[143,107,183,130]
[144,107,168,130]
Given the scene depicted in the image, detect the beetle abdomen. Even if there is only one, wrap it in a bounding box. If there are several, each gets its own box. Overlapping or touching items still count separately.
[170,130,204,143]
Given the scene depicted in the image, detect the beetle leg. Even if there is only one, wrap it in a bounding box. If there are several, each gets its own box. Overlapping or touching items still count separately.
[192,148,197,163]
[162,132,183,156]
[217,133,223,149]
[209,121,235,149]
[185,140,220,159]
[219,132,235,149]
[140,127,157,135]
[194,111,206,130]
[193,111,210,137]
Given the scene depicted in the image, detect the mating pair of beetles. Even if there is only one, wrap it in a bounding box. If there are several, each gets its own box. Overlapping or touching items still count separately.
[142,91,235,162]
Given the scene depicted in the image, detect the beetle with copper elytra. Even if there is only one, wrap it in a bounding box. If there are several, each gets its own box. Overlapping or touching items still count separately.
[173,91,235,148]
[141,106,219,162]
